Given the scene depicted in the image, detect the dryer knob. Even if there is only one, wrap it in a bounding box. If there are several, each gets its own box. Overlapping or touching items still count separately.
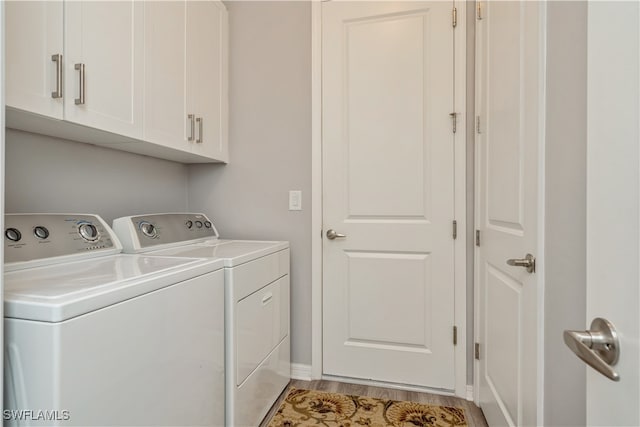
[185,220,193,229]
[34,226,50,240]
[5,228,22,242]
[139,222,158,238]
[195,221,203,228]
[78,223,99,242]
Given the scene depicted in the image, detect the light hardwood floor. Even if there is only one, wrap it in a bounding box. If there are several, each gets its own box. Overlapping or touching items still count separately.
[260,379,488,427]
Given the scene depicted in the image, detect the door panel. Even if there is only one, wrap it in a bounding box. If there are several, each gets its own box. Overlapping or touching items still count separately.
[476,2,542,425]
[323,1,455,389]
[346,13,430,218]
[346,252,431,346]
[485,2,525,231]
[485,265,521,424]
[486,3,524,229]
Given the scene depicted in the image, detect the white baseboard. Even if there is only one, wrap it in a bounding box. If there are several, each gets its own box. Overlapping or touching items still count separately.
[291,363,312,381]
[321,374,456,397]
[291,365,475,402]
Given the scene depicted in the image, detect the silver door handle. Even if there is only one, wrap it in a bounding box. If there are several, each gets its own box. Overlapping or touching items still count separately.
[188,114,195,142]
[51,54,63,99]
[563,317,620,381]
[506,253,536,273]
[74,63,85,105]
[326,229,346,240]
[196,117,203,143]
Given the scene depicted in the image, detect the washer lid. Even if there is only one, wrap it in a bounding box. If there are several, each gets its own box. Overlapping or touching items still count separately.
[149,240,289,267]
[4,254,224,322]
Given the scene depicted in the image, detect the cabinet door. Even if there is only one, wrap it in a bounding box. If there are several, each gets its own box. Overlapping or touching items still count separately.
[143,1,189,150]
[5,1,63,119]
[64,1,143,139]
[187,1,228,162]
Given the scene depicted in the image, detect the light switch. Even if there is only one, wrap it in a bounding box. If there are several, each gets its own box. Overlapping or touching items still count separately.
[289,190,302,211]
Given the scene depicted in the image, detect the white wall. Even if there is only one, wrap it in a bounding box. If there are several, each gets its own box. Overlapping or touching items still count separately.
[544,2,587,425]
[188,2,312,364]
[5,130,189,222]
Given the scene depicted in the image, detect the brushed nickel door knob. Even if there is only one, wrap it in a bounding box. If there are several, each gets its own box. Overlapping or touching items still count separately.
[326,229,346,240]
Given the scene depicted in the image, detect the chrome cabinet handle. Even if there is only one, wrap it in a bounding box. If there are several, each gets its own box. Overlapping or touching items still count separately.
[51,54,63,99]
[188,114,195,141]
[563,317,620,381]
[506,253,536,273]
[74,63,85,105]
[196,117,203,143]
[326,229,346,240]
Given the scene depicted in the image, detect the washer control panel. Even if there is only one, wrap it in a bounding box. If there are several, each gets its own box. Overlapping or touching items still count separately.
[5,214,118,264]
[113,213,217,250]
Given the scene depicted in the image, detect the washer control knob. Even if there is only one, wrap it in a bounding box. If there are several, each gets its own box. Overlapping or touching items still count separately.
[78,223,99,242]
[139,221,158,238]
[204,221,212,229]
[5,228,22,242]
[195,220,203,228]
[185,220,193,229]
[34,226,50,240]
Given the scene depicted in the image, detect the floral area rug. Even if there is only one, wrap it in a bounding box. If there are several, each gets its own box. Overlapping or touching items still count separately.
[267,388,467,427]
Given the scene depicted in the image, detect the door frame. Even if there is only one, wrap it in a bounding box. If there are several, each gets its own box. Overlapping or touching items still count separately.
[310,0,469,399]
[472,1,547,421]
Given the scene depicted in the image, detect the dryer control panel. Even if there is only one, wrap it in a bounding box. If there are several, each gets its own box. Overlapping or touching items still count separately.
[4,214,121,267]
[112,213,218,253]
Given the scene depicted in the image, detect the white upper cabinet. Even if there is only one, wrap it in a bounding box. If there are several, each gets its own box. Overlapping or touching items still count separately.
[64,1,144,139]
[144,0,228,162]
[143,1,188,150]
[5,0,228,164]
[187,1,229,162]
[5,1,64,119]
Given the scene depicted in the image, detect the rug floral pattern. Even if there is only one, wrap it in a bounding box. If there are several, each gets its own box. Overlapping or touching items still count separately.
[267,388,467,427]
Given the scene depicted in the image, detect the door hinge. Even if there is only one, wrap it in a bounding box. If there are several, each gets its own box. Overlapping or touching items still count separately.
[475,343,480,359]
[475,230,481,247]
[449,112,458,133]
[452,7,458,28]
[477,2,483,20]
[453,326,458,345]
[476,116,481,134]
[452,220,458,240]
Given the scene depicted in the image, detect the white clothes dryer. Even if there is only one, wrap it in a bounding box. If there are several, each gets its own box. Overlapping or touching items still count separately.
[4,214,225,427]
[112,213,290,427]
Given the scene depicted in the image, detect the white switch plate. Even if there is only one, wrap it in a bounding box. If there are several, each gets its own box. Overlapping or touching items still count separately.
[289,190,302,211]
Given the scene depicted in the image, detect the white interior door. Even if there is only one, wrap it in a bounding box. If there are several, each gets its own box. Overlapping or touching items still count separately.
[475,2,543,425]
[322,0,457,389]
[582,2,640,425]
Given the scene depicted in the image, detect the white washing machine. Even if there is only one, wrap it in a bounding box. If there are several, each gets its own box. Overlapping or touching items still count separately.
[112,213,290,427]
[4,214,226,427]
